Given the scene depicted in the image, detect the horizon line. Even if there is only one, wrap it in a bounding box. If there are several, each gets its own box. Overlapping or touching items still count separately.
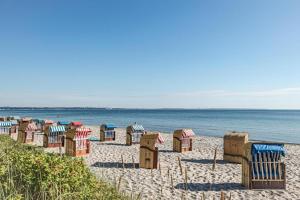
[1,106,300,111]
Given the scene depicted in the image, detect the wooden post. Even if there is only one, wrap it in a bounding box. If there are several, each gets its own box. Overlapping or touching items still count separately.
[178,156,183,175]
[184,167,188,191]
[170,173,174,191]
[220,191,225,200]
[59,135,62,156]
[212,147,217,171]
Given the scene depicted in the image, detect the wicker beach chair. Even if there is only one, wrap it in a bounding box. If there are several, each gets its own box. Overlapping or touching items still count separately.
[139,132,164,169]
[58,121,71,131]
[126,123,145,145]
[41,120,54,132]
[65,127,91,157]
[173,129,195,153]
[9,120,19,136]
[68,121,83,130]
[100,124,117,141]
[17,122,37,144]
[223,131,249,163]
[242,142,286,189]
[44,125,66,148]
[0,121,12,135]
[32,119,44,132]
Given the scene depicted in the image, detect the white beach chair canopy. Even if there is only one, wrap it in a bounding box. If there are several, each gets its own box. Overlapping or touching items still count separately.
[50,126,66,133]
[0,121,12,127]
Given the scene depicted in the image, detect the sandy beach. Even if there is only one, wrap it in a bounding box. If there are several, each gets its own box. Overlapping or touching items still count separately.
[30,126,300,200]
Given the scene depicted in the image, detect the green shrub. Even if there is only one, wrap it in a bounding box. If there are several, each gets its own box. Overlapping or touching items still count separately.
[0,135,127,200]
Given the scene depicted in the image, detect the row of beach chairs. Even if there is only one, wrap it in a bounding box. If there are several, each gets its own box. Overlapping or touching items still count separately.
[0,116,287,190]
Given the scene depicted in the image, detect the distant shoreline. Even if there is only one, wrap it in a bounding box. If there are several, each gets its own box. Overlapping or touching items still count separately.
[1,107,300,111]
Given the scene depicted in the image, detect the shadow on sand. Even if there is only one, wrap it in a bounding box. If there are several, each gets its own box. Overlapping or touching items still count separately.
[96,143,127,146]
[159,149,174,153]
[175,182,244,191]
[92,162,139,169]
[181,159,228,165]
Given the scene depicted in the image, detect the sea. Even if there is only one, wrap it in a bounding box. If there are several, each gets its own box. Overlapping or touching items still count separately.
[1,108,299,144]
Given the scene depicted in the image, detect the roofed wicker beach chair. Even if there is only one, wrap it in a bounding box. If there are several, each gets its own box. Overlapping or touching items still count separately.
[7,116,20,121]
[21,117,32,123]
[139,132,164,169]
[0,121,12,135]
[173,129,195,153]
[100,124,117,141]
[17,121,37,144]
[13,116,21,121]
[68,121,83,130]
[9,120,19,136]
[32,119,43,132]
[58,121,71,131]
[242,142,286,190]
[44,125,66,148]
[41,119,54,132]
[65,127,91,157]
[126,123,145,145]
[223,131,249,163]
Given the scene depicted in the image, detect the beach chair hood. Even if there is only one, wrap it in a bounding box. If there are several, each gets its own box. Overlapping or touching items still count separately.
[26,122,37,132]
[49,126,66,133]
[0,121,12,127]
[252,143,286,157]
[58,121,70,126]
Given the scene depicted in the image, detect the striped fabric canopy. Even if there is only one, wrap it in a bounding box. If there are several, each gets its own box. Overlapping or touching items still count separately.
[43,120,54,124]
[10,120,18,125]
[22,117,32,122]
[132,124,144,132]
[0,121,12,127]
[76,128,91,133]
[26,123,37,131]
[71,121,82,126]
[157,133,165,144]
[58,121,70,125]
[74,128,90,141]
[50,126,66,132]
[182,129,195,138]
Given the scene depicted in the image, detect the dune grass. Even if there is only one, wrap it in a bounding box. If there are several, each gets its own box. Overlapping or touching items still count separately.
[0,135,127,200]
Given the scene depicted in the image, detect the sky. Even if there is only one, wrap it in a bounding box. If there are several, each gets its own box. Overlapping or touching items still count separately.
[0,0,300,108]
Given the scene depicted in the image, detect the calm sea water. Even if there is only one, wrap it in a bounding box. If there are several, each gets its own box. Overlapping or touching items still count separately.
[1,108,300,144]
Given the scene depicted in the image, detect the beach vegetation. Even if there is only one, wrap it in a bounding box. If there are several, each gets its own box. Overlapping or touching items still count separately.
[0,135,127,200]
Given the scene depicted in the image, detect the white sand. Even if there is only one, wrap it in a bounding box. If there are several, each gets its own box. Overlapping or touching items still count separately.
[85,126,300,200]
[31,126,300,200]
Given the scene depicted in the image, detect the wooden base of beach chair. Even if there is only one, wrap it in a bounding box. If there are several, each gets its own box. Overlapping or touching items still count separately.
[250,180,286,190]
[173,137,193,153]
[140,147,159,169]
[102,138,115,142]
[46,143,64,148]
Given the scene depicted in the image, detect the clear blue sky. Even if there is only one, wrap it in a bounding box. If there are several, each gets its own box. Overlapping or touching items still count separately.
[0,0,300,108]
